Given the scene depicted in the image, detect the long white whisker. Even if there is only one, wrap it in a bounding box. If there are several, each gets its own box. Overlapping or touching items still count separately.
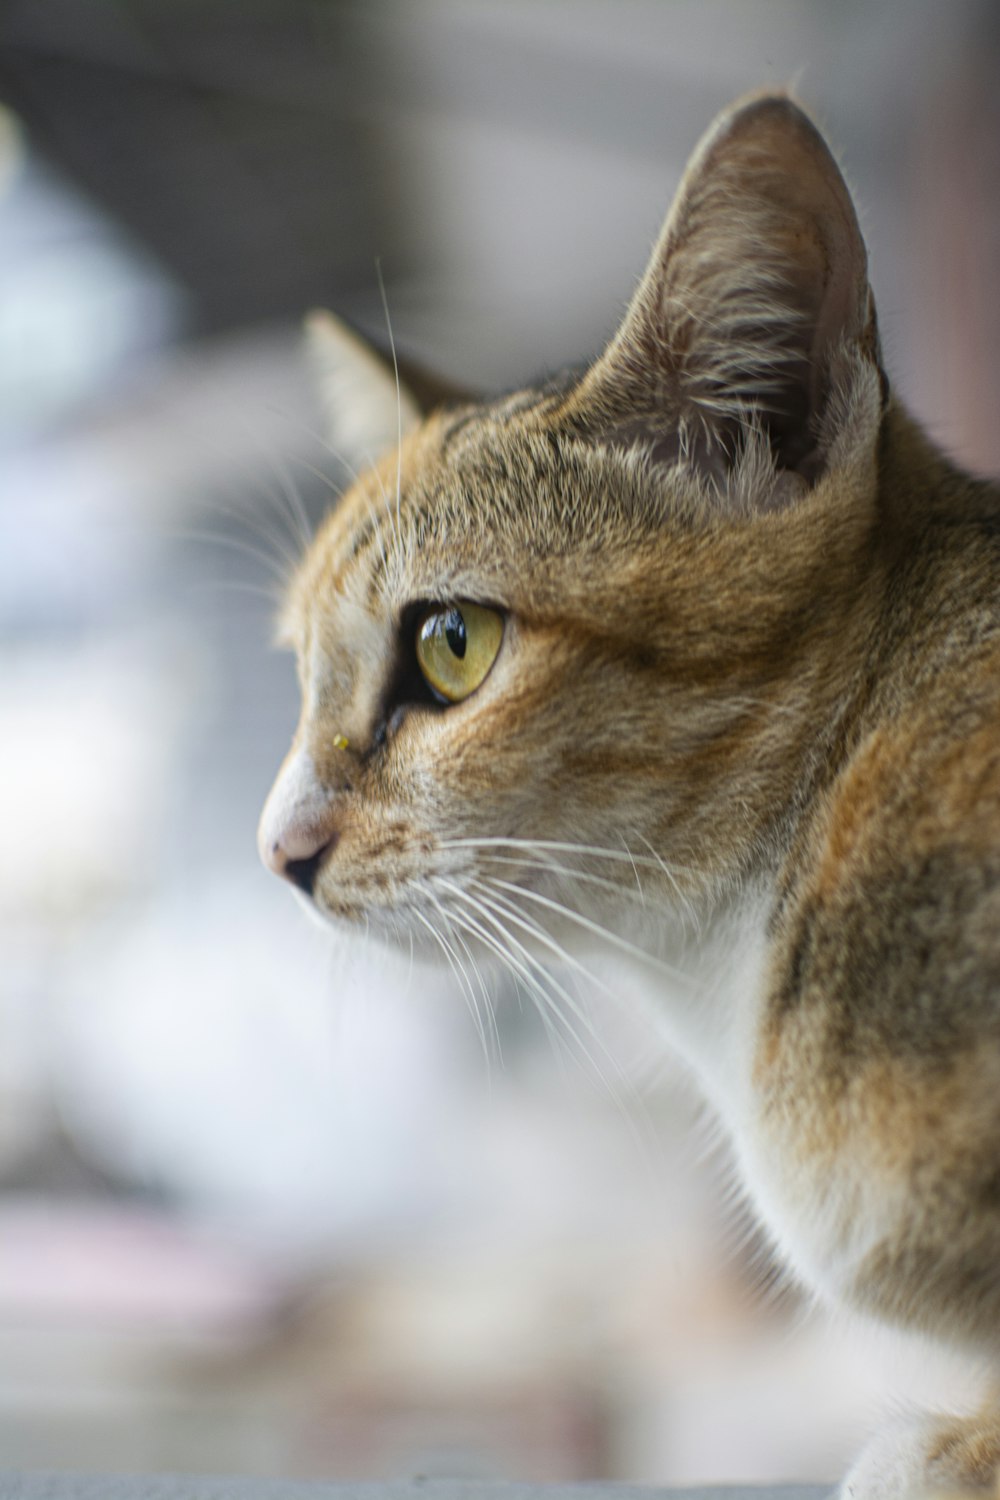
[446,882,667,1174]
[450,904,566,1064]
[268,404,368,489]
[486,877,698,987]
[206,402,312,566]
[412,907,491,1067]
[376,260,404,539]
[444,883,617,1088]
[461,850,652,902]
[455,922,502,1066]
[439,836,696,877]
[469,875,646,1015]
[636,834,701,935]
[289,452,348,502]
[200,492,304,577]
[620,835,646,905]
[428,892,502,1065]
[175,525,294,585]
[443,878,643,1091]
[271,407,399,577]
[260,436,314,556]
[475,877,698,1087]
[186,577,286,606]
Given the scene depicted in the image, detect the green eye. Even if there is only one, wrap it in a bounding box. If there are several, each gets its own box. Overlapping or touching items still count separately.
[416,602,504,703]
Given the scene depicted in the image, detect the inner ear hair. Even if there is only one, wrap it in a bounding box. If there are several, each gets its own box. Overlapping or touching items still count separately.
[571,92,885,497]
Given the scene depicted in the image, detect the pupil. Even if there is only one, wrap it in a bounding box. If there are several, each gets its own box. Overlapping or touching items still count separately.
[444,608,466,659]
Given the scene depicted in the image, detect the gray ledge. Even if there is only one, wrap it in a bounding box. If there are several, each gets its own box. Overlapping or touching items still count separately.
[0,1477,830,1500]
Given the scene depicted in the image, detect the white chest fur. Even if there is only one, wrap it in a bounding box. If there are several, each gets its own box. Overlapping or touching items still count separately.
[624,896,879,1310]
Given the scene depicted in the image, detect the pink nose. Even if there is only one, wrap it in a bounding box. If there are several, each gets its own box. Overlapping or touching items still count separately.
[263,821,339,895]
[258,749,341,897]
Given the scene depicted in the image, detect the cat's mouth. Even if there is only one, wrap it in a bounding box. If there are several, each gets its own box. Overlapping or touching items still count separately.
[276,838,578,966]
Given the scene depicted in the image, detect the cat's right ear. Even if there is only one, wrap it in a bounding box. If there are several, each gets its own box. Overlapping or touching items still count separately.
[570,93,886,497]
[306,310,423,472]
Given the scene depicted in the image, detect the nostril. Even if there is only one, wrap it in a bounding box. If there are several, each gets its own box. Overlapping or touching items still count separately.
[281,833,338,896]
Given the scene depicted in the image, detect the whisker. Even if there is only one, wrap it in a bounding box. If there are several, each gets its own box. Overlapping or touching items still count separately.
[443,883,618,1088]
[428,892,502,1065]
[185,577,286,605]
[635,833,702,935]
[442,877,645,1088]
[485,876,698,987]
[268,403,403,576]
[173,525,294,585]
[440,835,697,878]
[197,491,303,576]
[289,452,349,501]
[444,881,666,1174]
[411,907,491,1068]
[460,849,654,903]
[266,402,374,490]
[265,442,317,556]
[291,445,401,574]
[445,904,567,1070]
[460,930,503,1067]
[620,835,646,905]
[225,405,316,563]
[472,877,700,1088]
[467,876,647,1014]
[376,260,404,539]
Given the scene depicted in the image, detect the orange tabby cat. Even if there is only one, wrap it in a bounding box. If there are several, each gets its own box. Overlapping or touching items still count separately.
[259,94,1000,1497]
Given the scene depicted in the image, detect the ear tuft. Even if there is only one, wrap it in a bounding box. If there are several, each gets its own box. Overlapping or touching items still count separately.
[305,310,421,472]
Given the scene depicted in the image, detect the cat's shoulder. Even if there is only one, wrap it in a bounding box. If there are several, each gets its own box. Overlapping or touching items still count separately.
[766,638,1000,1063]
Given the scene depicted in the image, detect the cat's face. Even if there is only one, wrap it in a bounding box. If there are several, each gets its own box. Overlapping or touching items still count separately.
[259,94,885,949]
[261,407,701,942]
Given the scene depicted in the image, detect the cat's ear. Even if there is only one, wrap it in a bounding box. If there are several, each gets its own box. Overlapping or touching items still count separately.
[575,94,885,492]
[306,310,423,470]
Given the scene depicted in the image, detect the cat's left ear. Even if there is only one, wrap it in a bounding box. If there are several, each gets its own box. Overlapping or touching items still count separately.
[307,310,424,473]
[573,93,885,492]
[307,311,477,473]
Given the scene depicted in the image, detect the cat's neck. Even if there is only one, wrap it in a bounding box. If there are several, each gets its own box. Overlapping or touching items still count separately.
[611,882,773,1119]
[632,407,1000,1112]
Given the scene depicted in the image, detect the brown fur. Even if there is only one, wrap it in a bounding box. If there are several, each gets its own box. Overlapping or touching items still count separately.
[260,94,1000,1496]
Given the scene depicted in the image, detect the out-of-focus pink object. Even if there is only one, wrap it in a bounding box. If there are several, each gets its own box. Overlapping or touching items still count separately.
[0,1201,286,1339]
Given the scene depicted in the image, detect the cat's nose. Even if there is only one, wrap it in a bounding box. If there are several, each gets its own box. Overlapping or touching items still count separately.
[258,748,340,896]
[264,824,339,895]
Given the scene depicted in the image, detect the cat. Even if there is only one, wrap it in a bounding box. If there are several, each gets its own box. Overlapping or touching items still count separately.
[258,92,1000,1499]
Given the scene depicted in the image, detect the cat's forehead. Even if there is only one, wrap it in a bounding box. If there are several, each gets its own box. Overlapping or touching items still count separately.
[288,409,585,611]
[280,413,449,639]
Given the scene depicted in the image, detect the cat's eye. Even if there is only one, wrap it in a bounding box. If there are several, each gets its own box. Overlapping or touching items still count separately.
[416,602,504,703]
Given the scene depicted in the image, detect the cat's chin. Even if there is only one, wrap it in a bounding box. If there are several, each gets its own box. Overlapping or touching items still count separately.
[300,890,460,964]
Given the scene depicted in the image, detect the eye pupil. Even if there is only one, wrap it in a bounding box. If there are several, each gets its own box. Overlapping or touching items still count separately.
[414,600,503,704]
[444,608,466,659]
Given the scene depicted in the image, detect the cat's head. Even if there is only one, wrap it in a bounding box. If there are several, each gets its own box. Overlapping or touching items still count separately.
[258,94,886,947]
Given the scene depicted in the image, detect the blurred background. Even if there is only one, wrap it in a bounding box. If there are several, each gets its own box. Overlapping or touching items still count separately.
[1,0,998,1484]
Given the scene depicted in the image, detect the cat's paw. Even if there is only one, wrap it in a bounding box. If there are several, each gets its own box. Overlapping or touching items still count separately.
[843,1409,1000,1500]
